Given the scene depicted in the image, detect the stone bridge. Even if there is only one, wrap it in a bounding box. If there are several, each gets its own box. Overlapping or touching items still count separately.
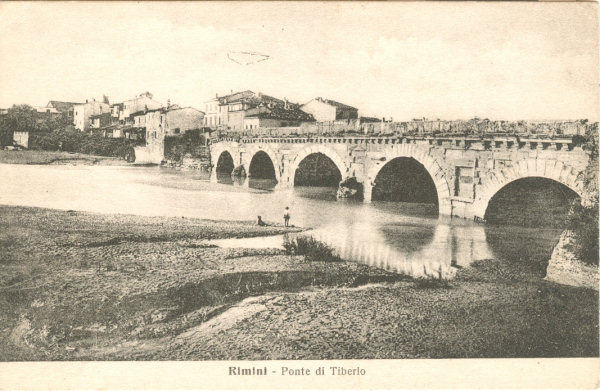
[210,135,590,220]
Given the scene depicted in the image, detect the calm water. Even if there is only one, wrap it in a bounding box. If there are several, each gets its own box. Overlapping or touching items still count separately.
[0,164,562,278]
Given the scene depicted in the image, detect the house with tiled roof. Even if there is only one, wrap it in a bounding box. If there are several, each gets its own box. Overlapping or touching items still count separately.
[300,97,358,122]
[47,101,81,113]
[205,90,304,131]
[36,101,82,117]
[243,102,315,130]
[119,92,164,125]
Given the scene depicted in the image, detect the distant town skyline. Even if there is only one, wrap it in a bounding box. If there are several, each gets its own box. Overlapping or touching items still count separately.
[0,2,597,121]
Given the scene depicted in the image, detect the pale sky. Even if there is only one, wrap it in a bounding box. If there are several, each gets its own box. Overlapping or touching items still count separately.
[0,2,597,121]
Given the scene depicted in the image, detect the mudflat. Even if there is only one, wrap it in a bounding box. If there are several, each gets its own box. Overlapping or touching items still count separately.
[0,205,597,360]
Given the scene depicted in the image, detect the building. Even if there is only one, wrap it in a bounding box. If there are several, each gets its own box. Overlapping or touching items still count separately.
[119,92,163,126]
[163,107,205,136]
[137,105,205,164]
[204,96,227,128]
[243,103,314,130]
[145,106,205,139]
[73,99,110,131]
[90,113,112,129]
[110,103,123,125]
[300,97,358,122]
[46,101,81,117]
[217,90,257,131]
[206,90,312,132]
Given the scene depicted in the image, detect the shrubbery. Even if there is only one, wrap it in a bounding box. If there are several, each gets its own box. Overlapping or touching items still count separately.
[30,128,142,158]
[566,124,599,265]
[282,235,341,262]
[164,129,209,162]
[567,201,599,265]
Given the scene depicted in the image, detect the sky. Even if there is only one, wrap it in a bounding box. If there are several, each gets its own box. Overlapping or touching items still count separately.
[0,2,597,121]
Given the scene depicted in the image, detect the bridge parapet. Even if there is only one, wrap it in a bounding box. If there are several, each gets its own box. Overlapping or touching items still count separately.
[213,135,580,151]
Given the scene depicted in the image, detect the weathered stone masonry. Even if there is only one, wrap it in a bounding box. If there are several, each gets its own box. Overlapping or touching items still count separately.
[210,135,590,220]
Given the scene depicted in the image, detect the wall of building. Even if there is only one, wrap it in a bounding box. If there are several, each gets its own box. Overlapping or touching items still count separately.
[73,101,110,131]
[244,117,297,130]
[300,100,337,122]
[134,110,166,164]
[120,96,163,122]
[133,114,146,128]
[227,110,245,131]
[165,108,204,135]
[91,113,112,129]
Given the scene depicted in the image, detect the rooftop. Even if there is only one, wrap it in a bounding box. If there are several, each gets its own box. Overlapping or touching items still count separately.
[47,101,82,111]
[310,97,357,111]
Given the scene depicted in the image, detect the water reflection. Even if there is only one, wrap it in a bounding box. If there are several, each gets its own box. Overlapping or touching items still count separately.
[214,172,277,191]
[484,225,563,276]
[309,217,493,278]
[0,164,561,279]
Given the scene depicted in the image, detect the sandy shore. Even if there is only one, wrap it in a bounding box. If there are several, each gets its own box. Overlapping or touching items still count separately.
[0,150,130,166]
[0,205,597,360]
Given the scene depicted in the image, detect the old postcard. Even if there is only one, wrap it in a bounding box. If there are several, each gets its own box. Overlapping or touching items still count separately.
[0,1,598,389]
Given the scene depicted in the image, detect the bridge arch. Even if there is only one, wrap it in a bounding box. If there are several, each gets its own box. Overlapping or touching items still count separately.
[245,145,282,182]
[472,159,584,220]
[289,145,348,186]
[211,142,240,172]
[366,145,452,216]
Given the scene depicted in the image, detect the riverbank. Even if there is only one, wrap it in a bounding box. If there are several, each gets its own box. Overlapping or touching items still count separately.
[0,205,597,360]
[0,150,128,165]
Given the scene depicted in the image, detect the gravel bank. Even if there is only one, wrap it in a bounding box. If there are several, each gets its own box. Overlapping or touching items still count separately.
[0,205,597,360]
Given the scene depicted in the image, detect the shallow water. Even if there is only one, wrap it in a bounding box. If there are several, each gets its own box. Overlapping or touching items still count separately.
[0,163,562,278]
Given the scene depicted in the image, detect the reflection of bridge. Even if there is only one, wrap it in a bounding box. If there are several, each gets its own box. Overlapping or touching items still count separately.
[210,135,590,219]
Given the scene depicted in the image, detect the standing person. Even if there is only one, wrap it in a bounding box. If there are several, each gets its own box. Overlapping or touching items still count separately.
[283,206,291,227]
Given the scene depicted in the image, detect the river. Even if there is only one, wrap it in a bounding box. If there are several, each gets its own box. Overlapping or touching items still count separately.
[0,163,563,278]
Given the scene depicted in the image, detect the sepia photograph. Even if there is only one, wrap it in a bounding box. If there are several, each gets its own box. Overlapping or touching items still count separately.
[0,1,598,388]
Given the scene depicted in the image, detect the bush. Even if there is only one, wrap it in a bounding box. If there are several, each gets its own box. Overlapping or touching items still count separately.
[566,201,599,265]
[29,128,143,158]
[282,235,341,262]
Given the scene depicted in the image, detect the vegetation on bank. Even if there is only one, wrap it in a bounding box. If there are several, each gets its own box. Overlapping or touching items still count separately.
[283,235,342,262]
[163,129,210,162]
[0,105,142,158]
[566,123,599,265]
[29,128,142,158]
